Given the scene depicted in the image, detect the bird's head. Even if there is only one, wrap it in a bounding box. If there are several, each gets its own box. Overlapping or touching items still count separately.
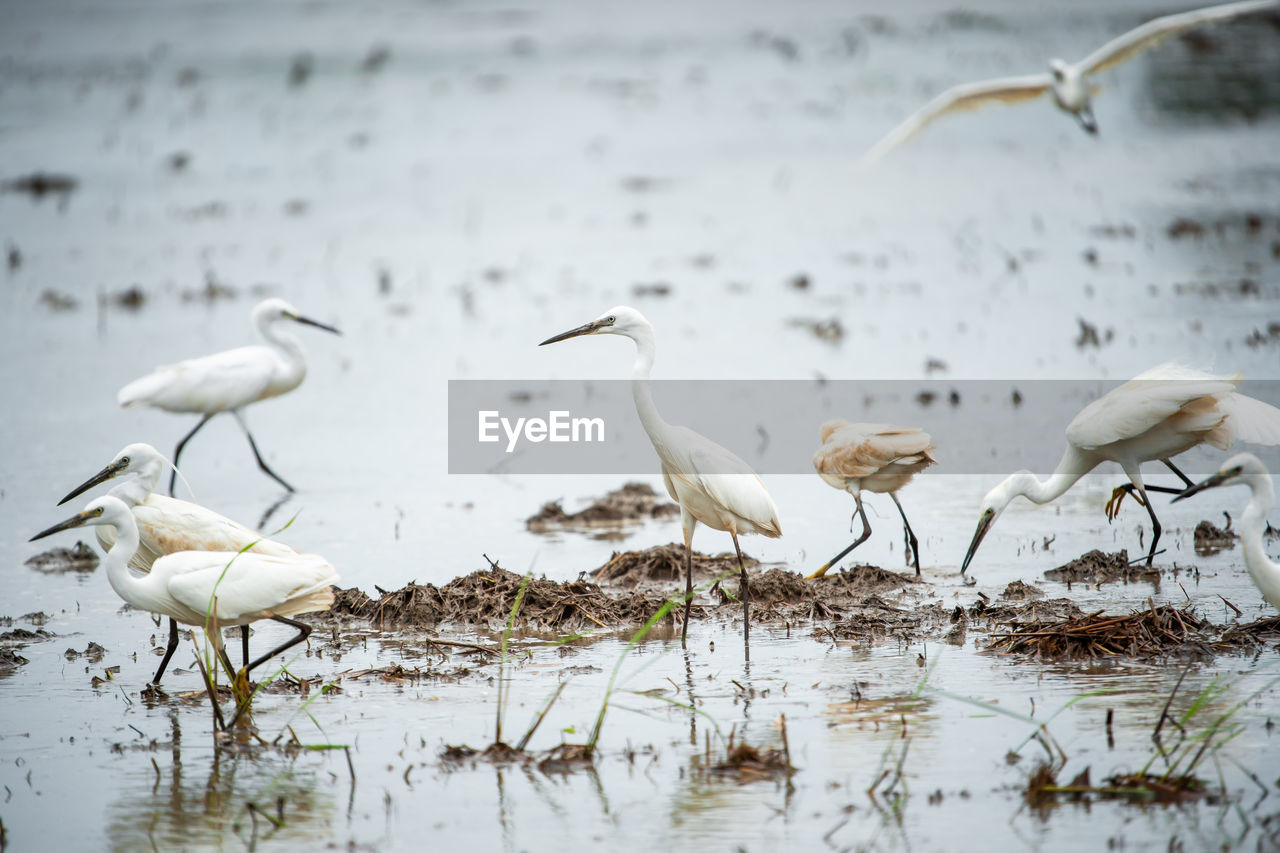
[1173,453,1268,503]
[539,305,652,346]
[960,474,1030,574]
[58,443,165,505]
[254,298,342,336]
[31,496,127,542]
[1048,58,1070,82]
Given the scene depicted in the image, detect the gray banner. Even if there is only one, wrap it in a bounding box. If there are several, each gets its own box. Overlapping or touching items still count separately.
[448,379,1280,476]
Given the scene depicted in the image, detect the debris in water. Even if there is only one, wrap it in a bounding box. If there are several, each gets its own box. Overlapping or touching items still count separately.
[1043,550,1158,584]
[591,543,754,586]
[25,541,99,573]
[985,602,1214,661]
[787,316,844,343]
[1001,580,1044,601]
[2,172,78,203]
[527,483,679,533]
[1193,519,1236,555]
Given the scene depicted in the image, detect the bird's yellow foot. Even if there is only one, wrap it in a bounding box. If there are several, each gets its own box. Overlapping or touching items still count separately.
[230,667,253,719]
[805,563,832,580]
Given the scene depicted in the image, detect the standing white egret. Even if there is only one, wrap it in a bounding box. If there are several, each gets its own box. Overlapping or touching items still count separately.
[118,298,341,494]
[962,364,1280,574]
[539,307,782,657]
[807,421,936,579]
[859,0,1278,164]
[30,496,339,683]
[1173,452,1279,612]
[57,442,298,684]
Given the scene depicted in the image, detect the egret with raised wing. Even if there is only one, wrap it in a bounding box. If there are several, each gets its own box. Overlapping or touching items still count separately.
[807,421,936,578]
[539,306,782,657]
[30,496,338,685]
[57,442,298,683]
[859,0,1278,164]
[962,364,1280,574]
[118,298,340,494]
[1173,452,1279,612]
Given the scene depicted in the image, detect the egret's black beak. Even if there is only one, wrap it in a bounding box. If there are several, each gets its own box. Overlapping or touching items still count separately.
[30,510,94,542]
[58,458,129,506]
[1172,467,1239,503]
[290,314,342,336]
[1076,107,1098,136]
[539,319,609,346]
[960,509,995,575]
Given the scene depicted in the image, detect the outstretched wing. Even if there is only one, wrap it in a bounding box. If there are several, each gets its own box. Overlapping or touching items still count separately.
[1078,0,1278,74]
[858,74,1052,166]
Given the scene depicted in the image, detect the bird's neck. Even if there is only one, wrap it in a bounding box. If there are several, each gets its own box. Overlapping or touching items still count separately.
[102,516,143,602]
[108,472,156,507]
[257,317,306,366]
[1238,474,1279,606]
[1019,446,1094,505]
[628,325,671,444]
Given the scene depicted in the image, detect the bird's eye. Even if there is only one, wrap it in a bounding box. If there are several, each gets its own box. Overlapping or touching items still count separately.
[606,315,616,325]
[94,507,105,517]
[120,456,130,466]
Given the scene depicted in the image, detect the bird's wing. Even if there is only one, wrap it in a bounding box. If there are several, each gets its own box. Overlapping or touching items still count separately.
[1066,371,1236,449]
[1079,0,1278,74]
[166,552,338,622]
[118,346,278,413]
[134,495,295,559]
[661,429,782,537]
[1220,393,1280,446]
[814,424,936,478]
[858,74,1053,165]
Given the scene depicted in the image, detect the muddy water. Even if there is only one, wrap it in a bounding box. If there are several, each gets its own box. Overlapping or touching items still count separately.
[2,0,1280,849]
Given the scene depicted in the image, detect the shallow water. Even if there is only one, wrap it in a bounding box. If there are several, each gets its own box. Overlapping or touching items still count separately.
[2,0,1280,849]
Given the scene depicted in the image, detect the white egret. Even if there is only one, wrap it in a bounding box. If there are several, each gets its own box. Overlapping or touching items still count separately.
[1173,452,1279,612]
[859,0,1278,165]
[962,364,1280,574]
[30,496,339,683]
[807,421,936,579]
[57,442,297,683]
[539,306,782,657]
[118,298,340,494]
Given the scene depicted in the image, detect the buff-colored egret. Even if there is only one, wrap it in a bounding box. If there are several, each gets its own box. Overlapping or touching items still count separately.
[118,298,340,494]
[859,0,1278,165]
[30,496,338,683]
[57,442,297,683]
[1173,452,1279,611]
[539,306,782,657]
[807,421,936,578]
[962,364,1280,574]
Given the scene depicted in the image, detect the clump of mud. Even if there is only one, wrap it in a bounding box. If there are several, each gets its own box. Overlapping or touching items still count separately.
[527,483,678,532]
[1193,520,1236,556]
[1001,580,1044,601]
[0,647,29,674]
[968,596,1083,624]
[592,544,757,586]
[985,603,1215,661]
[828,599,952,644]
[25,542,98,573]
[709,743,794,782]
[808,564,916,596]
[1043,550,1158,585]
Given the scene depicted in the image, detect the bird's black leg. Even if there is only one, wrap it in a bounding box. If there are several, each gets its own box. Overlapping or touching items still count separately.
[151,618,181,685]
[241,625,251,668]
[680,534,694,649]
[732,532,749,662]
[1129,478,1162,567]
[1163,459,1194,488]
[233,412,296,492]
[818,495,873,575]
[244,615,311,675]
[170,415,214,496]
[890,492,922,576]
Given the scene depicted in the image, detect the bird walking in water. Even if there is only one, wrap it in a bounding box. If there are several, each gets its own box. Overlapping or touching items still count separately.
[859,0,1278,165]
[962,364,1280,574]
[118,298,340,495]
[1173,452,1279,613]
[540,307,782,658]
[30,496,339,687]
[57,442,298,684]
[807,421,936,578]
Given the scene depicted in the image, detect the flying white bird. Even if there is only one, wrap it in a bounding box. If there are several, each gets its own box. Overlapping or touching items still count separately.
[57,442,297,683]
[962,364,1280,574]
[1174,452,1279,612]
[807,421,936,578]
[860,0,1279,164]
[539,306,782,657]
[118,298,340,494]
[30,495,338,685]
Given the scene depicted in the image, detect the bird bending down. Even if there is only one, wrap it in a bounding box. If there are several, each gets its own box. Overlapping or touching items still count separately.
[807,421,936,578]
[962,364,1280,574]
[118,298,340,495]
[30,496,338,685]
[539,306,782,658]
[1173,453,1279,612]
[859,0,1278,164]
[57,442,298,684]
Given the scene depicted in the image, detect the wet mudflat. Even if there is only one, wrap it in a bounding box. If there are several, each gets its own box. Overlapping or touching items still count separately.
[3,0,1280,849]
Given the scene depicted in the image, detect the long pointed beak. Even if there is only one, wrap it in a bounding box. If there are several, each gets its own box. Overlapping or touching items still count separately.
[539,319,608,346]
[1076,107,1098,136]
[58,459,128,506]
[960,511,995,576]
[1172,469,1234,503]
[30,510,94,542]
[291,314,342,336]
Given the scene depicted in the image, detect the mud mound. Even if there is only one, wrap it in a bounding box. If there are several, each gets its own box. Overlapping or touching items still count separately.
[1001,580,1044,601]
[969,597,1083,624]
[1193,520,1235,556]
[985,603,1214,661]
[1221,616,1280,643]
[745,568,812,605]
[591,544,755,586]
[527,483,678,532]
[25,542,98,573]
[808,564,915,597]
[332,586,375,616]
[0,647,29,675]
[830,601,952,643]
[1043,550,1158,584]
